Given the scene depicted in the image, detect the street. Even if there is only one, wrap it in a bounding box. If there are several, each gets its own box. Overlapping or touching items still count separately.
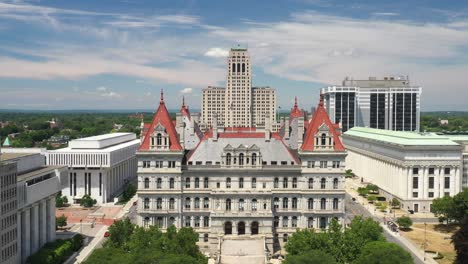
[345,193,425,264]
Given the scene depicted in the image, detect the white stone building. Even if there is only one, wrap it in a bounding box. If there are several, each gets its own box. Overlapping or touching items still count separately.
[136,93,346,254]
[201,47,277,128]
[46,133,139,204]
[0,152,64,263]
[343,127,465,213]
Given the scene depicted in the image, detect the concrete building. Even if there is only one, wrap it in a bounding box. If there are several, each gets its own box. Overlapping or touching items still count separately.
[201,47,277,128]
[343,127,464,213]
[322,76,422,132]
[136,93,346,254]
[0,152,64,263]
[46,133,140,204]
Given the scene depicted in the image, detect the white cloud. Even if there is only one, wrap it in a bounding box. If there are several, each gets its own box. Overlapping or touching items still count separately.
[100,91,121,98]
[180,87,193,94]
[96,86,108,92]
[204,47,229,58]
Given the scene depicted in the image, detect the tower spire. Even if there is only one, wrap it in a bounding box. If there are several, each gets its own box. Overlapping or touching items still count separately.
[182,96,185,108]
[294,96,298,108]
[160,89,164,104]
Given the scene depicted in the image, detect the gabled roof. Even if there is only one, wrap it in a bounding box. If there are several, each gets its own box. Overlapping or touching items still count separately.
[139,91,183,151]
[301,96,345,151]
[290,96,305,120]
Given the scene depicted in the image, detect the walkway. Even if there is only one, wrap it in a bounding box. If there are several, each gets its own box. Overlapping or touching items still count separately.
[220,236,266,264]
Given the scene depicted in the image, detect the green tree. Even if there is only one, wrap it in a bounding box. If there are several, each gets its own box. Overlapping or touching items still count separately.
[452,188,468,223]
[367,195,376,203]
[80,194,97,208]
[105,218,135,250]
[56,215,67,229]
[390,198,401,208]
[284,250,338,264]
[357,187,369,197]
[432,195,456,225]
[345,169,355,178]
[83,247,130,264]
[342,216,384,263]
[122,184,136,202]
[353,241,413,264]
[366,184,379,193]
[452,217,468,264]
[396,216,413,230]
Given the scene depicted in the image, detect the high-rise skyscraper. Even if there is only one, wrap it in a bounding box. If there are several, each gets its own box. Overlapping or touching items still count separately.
[322,76,422,132]
[201,47,276,128]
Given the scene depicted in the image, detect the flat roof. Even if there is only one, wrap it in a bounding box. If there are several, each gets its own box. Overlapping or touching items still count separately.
[17,165,64,182]
[67,133,136,149]
[52,138,140,153]
[0,152,37,162]
[344,127,460,146]
[72,132,132,142]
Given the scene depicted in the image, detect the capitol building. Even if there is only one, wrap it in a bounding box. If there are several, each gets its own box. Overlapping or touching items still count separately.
[135,48,346,254]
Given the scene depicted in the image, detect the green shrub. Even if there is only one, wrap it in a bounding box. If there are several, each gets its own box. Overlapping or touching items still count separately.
[72,234,84,251]
[367,195,377,203]
[27,236,82,264]
[80,194,97,208]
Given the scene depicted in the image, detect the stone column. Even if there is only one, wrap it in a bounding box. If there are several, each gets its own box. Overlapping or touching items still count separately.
[48,197,56,242]
[17,211,22,263]
[39,200,47,247]
[22,209,30,264]
[31,204,40,253]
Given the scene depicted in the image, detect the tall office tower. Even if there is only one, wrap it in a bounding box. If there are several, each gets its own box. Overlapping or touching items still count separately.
[201,47,276,128]
[0,161,18,264]
[322,76,422,132]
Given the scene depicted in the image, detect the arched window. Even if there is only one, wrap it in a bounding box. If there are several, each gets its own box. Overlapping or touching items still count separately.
[274,178,279,188]
[226,178,231,189]
[203,197,209,209]
[157,133,162,145]
[333,178,339,189]
[273,197,279,209]
[321,133,327,146]
[252,199,257,211]
[144,178,149,189]
[169,198,175,210]
[308,198,314,210]
[156,178,162,189]
[169,178,174,189]
[308,217,314,228]
[282,216,288,228]
[274,216,279,228]
[333,198,339,210]
[226,153,232,165]
[185,177,190,188]
[239,153,244,166]
[204,177,209,188]
[321,178,326,189]
[239,199,245,211]
[292,216,298,227]
[321,198,326,210]
[292,197,298,209]
[320,217,327,229]
[252,178,257,188]
[195,178,200,188]
[283,177,288,188]
[308,178,314,189]
[283,198,288,209]
[237,63,240,73]
[283,233,288,242]
[144,198,150,209]
[232,63,235,73]
[252,153,257,165]
[194,197,200,209]
[144,217,150,228]
[156,198,162,209]
[239,177,244,188]
[242,63,245,73]
[168,217,175,227]
[185,197,191,209]
[204,233,209,242]
[292,177,297,188]
[194,216,200,227]
[226,199,231,211]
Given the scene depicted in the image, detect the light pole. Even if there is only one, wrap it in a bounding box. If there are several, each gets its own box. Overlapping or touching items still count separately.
[80,219,83,234]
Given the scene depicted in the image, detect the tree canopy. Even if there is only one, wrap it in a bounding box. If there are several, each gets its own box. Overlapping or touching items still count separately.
[353,241,413,264]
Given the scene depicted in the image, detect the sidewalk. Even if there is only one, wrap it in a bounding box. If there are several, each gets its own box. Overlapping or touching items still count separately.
[74,225,108,263]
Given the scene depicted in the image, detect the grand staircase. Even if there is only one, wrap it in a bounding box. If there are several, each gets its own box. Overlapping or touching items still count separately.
[220,236,266,264]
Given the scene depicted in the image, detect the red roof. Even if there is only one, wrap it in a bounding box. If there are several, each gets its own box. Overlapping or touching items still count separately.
[180,96,191,119]
[290,96,305,119]
[139,91,183,151]
[301,96,345,151]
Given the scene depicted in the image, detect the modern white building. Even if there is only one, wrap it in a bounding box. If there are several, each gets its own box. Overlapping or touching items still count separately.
[343,127,464,213]
[0,152,64,264]
[136,93,346,254]
[322,76,422,132]
[46,133,140,204]
[201,47,277,128]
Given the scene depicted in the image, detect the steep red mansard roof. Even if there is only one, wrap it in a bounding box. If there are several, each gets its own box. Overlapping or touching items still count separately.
[139,91,183,151]
[300,96,345,151]
[180,96,191,119]
[290,96,305,120]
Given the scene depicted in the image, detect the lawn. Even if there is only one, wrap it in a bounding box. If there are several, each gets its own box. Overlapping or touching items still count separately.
[400,223,458,264]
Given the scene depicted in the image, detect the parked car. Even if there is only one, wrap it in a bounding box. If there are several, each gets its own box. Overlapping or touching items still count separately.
[104,231,110,237]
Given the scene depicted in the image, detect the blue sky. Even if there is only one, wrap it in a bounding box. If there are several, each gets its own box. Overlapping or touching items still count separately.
[0,0,467,111]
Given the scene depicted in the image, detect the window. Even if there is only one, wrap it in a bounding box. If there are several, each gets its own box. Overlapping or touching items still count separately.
[308,178,314,189]
[143,161,150,168]
[169,198,175,210]
[203,197,209,209]
[292,216,298,227]
[226,178,231,189]
[170,178,175,189]
[283,234,288,242]
[204,178,209,188]
[444,192,450,197]
[226,199,231,211]
[429,177,434,189]
[319,217,326,229]
[412,168,419,175]
[292,198,298,209]
[320,161,327,168]
[185,198,191,209]
[144,217,150,228]
[252,178,257,188]
[274,216,279,228]
[413,177,418,189]
[185,177,190,188]
[320,198,326,210]
[444,177,450,189]
[157,198,162,209]
[274,178,279,188]
[307,161,315,168]
[144,198,150,209]
[239,153,244,166]
[333,198,339,210]
[292,178,297,188]
[444,167,451,175]
[155,161,163,168]
[429,168,435,175]
[239,199,245,211]
[195,178,200,188]
[239,178,244,188]
[194,197,200,209]
[321,178,326,189]
[144,178,150,189]
[428,192,434,198]
[157,178,162,189]
[283,178,288,188]
[274,197,279,209]
[332,161,340,168]
[185,217,191,227]
[194,216,200,227]
[168,161,176,168]
[283,216,288,228]
[252,153,257,165]
[308,217,314,228]
[308,198,314,210]
[413,192,418,198]
[283,198,288,209]
[226,153,232,165]
[217,182,220,188]
[156,133,162,145]
[252,199,257,211]
[333,178,338,189]
[321,133,327,145]
[204,218,209,228]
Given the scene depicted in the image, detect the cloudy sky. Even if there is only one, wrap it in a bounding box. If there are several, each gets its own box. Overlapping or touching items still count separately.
[0,0,467,111]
